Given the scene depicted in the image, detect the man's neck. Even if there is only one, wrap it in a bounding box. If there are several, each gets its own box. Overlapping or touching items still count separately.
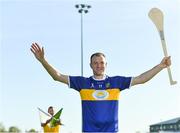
[93,74,106,80]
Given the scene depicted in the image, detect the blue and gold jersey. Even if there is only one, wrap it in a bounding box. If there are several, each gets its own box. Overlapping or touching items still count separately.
[69,75,132,132]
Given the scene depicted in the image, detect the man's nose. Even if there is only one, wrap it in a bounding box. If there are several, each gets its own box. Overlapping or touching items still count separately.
[97,63,101,67]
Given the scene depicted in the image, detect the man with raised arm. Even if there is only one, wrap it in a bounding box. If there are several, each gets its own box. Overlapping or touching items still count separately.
[31,42,171,133]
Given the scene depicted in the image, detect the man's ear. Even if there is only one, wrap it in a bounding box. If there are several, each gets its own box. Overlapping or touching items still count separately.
[90,63,92,69]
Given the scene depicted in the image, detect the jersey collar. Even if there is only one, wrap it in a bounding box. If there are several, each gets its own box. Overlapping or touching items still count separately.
[91,75,108,81]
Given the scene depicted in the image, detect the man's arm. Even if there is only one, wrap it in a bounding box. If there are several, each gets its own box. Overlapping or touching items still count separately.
[131,56,171,86]
[30,43,69,85]
[41,118,52,127]
[56,119,63,126]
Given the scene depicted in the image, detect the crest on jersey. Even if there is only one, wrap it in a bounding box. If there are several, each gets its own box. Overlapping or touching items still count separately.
[105,83,110,88]
[92,90,109,100]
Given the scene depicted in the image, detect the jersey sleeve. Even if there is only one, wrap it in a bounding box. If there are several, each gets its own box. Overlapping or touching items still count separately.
[68,76,87,92]
[113,76,132,91]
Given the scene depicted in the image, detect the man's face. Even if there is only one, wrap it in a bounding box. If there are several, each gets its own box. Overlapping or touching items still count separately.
[48,108,54,116]
[90,55,107,76]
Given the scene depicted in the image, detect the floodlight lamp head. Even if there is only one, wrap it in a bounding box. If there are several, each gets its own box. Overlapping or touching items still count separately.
[81,4,85,8]
[84,10,88,13]
[87,5,91,8]
[78,9,83,13]
[75,4,79,8]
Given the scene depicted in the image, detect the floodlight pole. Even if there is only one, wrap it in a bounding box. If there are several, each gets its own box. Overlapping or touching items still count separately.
[75,4,91,76]
[80,11,84,77]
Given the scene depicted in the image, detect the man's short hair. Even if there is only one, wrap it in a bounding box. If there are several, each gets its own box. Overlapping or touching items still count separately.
[48,106,53,112]
[90,52,106,63]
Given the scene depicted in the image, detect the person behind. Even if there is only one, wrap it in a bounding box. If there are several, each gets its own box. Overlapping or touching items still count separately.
[41,106,62,133]
[31,43,171,133]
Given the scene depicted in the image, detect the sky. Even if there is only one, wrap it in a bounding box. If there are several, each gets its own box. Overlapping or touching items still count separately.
[0,0,180,133]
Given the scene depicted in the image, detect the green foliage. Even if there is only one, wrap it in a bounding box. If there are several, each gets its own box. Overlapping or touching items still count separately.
[0,123,6,132]
[8,126,21,133]
[0,123,38,132]
[27,128,37,133]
